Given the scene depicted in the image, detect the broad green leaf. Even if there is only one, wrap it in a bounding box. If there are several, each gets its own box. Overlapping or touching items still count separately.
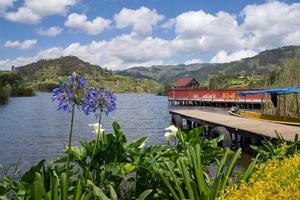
[137,189,153,200]
[108,185,118,200]
[21,160,45,183]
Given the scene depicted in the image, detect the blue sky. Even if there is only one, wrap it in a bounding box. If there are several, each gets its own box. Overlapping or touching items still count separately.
[0,0,300,70]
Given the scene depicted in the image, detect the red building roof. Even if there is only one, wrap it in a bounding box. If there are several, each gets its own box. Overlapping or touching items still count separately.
[175,77,195,87]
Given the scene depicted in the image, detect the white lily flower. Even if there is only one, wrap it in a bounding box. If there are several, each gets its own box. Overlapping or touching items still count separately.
[164,131,172,138]
[165,125,178,136]
[88,123,105,135]
[138,142,145,148]
[164,131,173,143]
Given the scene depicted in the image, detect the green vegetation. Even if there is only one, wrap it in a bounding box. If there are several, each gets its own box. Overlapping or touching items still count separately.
[0,71,35,105]
[118,46,300,87]
[207,74,264,89]
[260,54,300,117]
[15,56,162,93]
[2,122,300,199]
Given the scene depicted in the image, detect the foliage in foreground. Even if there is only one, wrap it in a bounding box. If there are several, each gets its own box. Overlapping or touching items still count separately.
[218,153,300,200]
[0,122,229,199]
[1,73,300,199]
[250,132,299,162]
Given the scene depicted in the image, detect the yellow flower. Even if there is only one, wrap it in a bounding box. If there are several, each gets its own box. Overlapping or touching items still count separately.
[218,153,300,200]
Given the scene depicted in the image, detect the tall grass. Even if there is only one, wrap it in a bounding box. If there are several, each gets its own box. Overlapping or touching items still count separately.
[0,86,10,105]
[262,54,300,117]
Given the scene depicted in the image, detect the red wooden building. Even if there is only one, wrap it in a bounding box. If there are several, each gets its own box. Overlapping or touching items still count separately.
[174,77,200,88]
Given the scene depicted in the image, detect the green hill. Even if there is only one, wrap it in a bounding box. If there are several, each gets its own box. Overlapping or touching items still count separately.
[118,46,300,86]
[15,56,162,93]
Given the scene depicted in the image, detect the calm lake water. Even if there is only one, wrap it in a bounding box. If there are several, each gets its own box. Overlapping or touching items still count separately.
[0,93,252,175]
[0,93,170,168]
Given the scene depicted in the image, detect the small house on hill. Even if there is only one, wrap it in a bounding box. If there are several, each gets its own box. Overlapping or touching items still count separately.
[174,77,199,88]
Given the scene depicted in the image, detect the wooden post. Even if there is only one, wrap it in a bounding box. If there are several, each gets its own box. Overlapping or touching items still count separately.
[277,95,280,116]
[283,95,287,120]
[296,93,299,118]
[261,94,264,113]
[187,120,192,129]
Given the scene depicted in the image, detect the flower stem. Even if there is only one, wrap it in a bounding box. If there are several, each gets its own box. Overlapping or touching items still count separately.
[88,111,102,179]
[96,111,102,147]
[66,104,75,182]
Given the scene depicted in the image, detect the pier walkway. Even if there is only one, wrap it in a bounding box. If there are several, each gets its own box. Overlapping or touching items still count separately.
[170,109,300,141]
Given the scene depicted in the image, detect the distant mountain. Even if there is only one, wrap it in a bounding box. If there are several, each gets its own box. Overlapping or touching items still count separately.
[117,46,300,84]
[15,56,161,93]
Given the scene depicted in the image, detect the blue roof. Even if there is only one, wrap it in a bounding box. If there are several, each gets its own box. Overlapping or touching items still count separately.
[237,86,300,96]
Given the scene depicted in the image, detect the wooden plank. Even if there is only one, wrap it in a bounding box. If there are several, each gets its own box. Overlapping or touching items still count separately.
[170,109,300,141]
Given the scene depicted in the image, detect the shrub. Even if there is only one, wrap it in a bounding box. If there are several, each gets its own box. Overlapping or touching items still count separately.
[0,86,10,105]
[218,153,300,200]
[11,87,35,97]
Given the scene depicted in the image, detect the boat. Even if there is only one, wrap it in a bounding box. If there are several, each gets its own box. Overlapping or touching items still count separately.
[229,86,300,126]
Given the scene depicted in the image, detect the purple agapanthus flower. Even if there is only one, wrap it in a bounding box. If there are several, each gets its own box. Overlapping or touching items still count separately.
[83,87,116,117]
[51,72,88,113]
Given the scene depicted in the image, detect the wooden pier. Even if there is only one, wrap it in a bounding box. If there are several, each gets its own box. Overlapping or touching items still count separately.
[170,108,300,150]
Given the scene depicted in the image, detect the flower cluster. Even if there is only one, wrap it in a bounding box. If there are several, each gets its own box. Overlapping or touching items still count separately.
[164,125,178,143]
[51,72,87,113]
[51,72,116,116]
[83,88,116,117]
[218,153,300,200]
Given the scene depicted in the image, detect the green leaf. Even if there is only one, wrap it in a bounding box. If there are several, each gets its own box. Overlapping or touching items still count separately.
[87,180,110,200]
[112,121,126,143]
[50,170,59,200]
[21,159,45,183]
[108,185,118,200]
[61,172,68,200]
[122,163,135,174]
[191,145,209,198]
[33,172,46,199]
[137,189,153,200]
[157,169,181,200]
[165,162,185,199]
[220,149,241,191]
[178,158,194,200]
[242,154,259,183]
[130,137,148,148]
[70,146,87,160]
[74,178,82,200]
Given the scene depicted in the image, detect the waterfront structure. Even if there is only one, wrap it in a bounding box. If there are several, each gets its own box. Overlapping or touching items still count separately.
[174,77,200,88]
[168,88,263,108]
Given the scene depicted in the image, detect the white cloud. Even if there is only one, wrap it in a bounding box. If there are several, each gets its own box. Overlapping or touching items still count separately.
[4,39,37,49]
[184,59,202,65]
[210,49,257,63]
[0,34,171,70]
[283,31,300,46]
[65,13,111,35]
[24,0,76,16]
[0,56,36,70]
[114,7,164,37]
[0,0,15,12]
[241,1,300,49]
[38,26,62,37]
[172,10,243,53]
[4,7,41,24]
[3,0,76,24]
[2,1,300,71]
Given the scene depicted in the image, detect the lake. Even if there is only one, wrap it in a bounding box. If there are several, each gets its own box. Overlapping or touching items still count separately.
[0,93,170,168]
